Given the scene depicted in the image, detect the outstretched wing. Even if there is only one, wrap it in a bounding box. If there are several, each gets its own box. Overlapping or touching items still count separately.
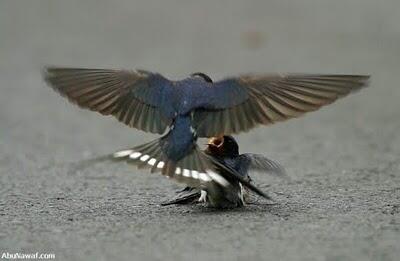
[43,67,174,134]
[193,74,370,137]
[236,153,287,178]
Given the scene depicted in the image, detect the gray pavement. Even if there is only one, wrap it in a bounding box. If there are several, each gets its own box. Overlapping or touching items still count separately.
[0,1,399,260]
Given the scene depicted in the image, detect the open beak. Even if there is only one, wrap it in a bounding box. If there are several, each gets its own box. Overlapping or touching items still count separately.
[206,137,224,148]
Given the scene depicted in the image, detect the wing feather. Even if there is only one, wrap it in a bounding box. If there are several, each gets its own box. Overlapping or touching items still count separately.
[237,154,287,178]
[194,74,369,137]
[44,67,172,134]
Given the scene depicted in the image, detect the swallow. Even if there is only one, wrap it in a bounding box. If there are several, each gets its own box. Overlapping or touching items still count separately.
[43,67,369,198]
[161,135,286,208]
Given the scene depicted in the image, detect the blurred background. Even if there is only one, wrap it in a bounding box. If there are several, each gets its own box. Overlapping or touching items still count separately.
[1,1,399,261]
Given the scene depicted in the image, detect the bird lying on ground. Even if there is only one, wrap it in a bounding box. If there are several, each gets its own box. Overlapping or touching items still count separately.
[161,135,286,208]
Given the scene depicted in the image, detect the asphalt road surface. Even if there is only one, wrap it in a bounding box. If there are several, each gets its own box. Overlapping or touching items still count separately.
[1,1,399,260]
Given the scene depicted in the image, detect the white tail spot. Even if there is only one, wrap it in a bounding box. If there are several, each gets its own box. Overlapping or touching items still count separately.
[148,158,157,166]
[199,173,211,182]
[113,150,133,158]
[140,154,150,162]
[129,152,142,159]
[207,170,229,187]
[191,170,199,179]
[183,169,191,177]
[157,161,165,169]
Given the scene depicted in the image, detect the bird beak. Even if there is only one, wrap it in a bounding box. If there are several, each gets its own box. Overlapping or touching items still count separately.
[206,137,224,148]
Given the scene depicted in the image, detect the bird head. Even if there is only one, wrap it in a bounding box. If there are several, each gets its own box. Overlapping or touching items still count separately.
[205,135,239,158]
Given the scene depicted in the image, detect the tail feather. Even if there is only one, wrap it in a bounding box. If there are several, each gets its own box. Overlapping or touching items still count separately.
[70,138,271,200]
[162,161,176,177]
[113,138,230,188]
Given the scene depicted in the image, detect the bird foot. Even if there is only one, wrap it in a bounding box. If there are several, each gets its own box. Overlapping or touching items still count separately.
[198,190,207,203]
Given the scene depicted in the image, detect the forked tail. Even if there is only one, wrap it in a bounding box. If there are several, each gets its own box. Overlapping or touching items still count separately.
[114,137,270,199]
[70,137,271,200]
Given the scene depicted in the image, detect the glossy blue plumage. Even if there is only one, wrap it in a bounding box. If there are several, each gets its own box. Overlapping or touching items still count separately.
[44,67,368,196]
[163,115,195,161]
